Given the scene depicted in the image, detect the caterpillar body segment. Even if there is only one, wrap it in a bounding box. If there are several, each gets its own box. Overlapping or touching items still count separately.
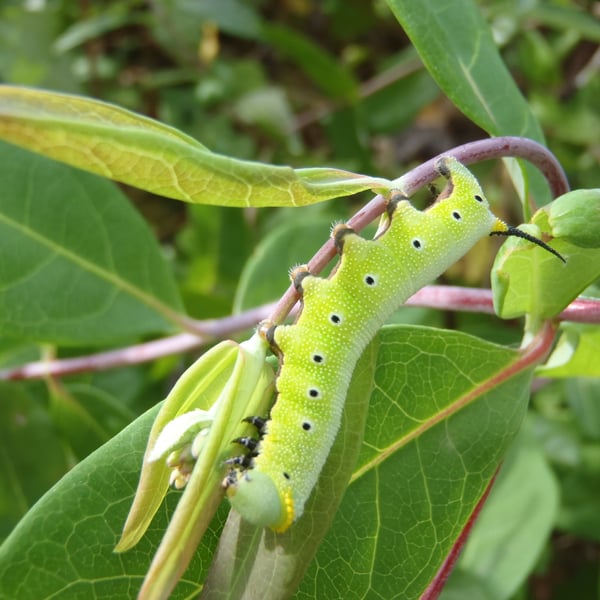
[224,157,561,531]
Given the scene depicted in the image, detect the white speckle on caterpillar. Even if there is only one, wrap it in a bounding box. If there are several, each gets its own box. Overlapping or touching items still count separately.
[224,156,563,532]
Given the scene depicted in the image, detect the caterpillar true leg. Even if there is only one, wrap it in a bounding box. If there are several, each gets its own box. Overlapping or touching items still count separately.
[224,157,564,532]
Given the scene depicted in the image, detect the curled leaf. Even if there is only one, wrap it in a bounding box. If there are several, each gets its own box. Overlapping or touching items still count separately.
[536,189,600,249]
[147,408,217,463]
[492,222,600,321]
[0,86,391,208]
[116,339,240,552]
[136,332,275,599]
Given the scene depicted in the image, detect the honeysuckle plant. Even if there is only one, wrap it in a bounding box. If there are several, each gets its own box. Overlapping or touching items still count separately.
[0,2,599,600]
[0,83,598,599]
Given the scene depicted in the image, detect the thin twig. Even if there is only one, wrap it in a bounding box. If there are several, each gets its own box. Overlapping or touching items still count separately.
[291,55,423,132]
[2,291,596,381]
[406,287,600,324]
[0,303,275,380]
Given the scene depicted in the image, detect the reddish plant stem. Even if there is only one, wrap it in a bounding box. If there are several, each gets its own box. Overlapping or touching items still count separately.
[400,136,569,200]
[421,473,498,600]
[408,287,600,323]
[0,303,275,380]
[557,297,600,323]
[2,292,596,381]
[406,285,496,314]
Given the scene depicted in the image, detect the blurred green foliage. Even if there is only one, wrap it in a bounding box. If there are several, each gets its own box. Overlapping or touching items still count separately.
[0,1,599,598]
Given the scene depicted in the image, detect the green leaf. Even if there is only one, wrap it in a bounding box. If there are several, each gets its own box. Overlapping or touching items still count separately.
[447,420,559,600]
[492,224,600,320]
[0,86,390,208]
[539,189,600,249]
[53,12,142,54]
[0,404,213,599]
[49,382,136,459]
[385,0,549,206]
[385,0,543,140]
[233,86,300,150]
[0,326,541,598]
[298,325,534,598]
[566,378,600,442]
[161,0,263,40]
[323,106,374,173]
[528,4,600,42]
[438,571,493,600]
[0,382,70,541]
[529,407,581,470]
[363,69,440,134]
[233,215,335,313]
[555,422,600,542]
[538,325,600,378]
[0,141,185,345]
[261,24,359,101]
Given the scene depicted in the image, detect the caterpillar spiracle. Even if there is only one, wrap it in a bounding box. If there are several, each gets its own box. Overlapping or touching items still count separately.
[224,156,564,532]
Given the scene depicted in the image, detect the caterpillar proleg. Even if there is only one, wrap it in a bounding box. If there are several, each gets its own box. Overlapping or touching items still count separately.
[224,157,563,532]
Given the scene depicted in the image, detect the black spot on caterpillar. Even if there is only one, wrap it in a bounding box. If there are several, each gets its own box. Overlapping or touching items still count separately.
[224,157,565,532]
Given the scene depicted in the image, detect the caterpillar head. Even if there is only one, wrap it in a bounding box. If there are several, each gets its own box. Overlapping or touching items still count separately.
[434,156,500,233]
[436,156,565,263]
[225,470,295,532]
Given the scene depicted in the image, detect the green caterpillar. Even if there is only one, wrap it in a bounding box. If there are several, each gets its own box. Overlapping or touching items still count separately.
[224,157,564,532]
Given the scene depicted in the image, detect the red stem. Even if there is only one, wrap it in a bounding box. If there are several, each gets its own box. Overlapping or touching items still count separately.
[407,287,600,324]
[0,303,275,380]
[2,292,596,381]
[421,473,498,600]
